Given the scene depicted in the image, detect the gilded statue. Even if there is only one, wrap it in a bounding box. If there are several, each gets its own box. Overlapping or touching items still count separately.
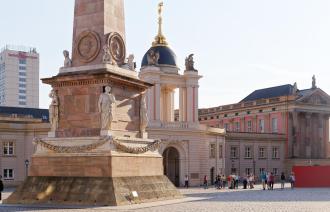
[98,86,116,130]
[49,89,59,132]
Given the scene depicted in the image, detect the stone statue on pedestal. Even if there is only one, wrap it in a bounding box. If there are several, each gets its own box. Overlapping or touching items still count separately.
[312,75,317,89]
[140,93,149,133]
[147,49,160,66]
[49,89,59,132]
[98,86,116,130]
[63,50,72,68]
[102,45,112,64]
[185,54,197,71]
[127,54,136,71]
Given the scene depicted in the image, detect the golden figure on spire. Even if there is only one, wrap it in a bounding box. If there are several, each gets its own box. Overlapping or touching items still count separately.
[152,1,168,46]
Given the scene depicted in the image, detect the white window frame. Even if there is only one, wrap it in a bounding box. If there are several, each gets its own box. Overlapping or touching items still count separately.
[230,146,239,159]
[247,120,252,132]
[259,119,265,133]
[272,118,278,133]
[244,146,252,159]
[3,169,14,180]
[3,141,15,156]
[272,147,279,159]
[210,143,216,159]
[259,147,267,159]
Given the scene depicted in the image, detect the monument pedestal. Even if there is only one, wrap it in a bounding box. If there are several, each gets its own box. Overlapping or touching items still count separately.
[5,136,182,205]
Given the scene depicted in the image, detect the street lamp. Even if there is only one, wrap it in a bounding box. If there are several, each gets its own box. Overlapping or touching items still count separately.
[24,159,29,177]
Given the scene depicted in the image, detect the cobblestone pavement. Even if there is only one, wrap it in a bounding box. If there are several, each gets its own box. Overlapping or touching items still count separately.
[1,184,330,212]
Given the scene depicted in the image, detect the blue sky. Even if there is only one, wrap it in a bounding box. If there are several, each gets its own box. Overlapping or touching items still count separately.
[1,0,330,109]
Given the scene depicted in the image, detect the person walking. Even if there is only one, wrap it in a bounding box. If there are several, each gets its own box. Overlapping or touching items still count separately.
[184,175,189,188]
[222,175,226,189]
[289,172,295,189]
[243,175,248,189]
[269,172,275,190]
[267,172,271,190]
[261,171,267,190]
[280,172,286,189]
[235,175,239,189]
[203,175,208,189]
[0,176,3,201]
[249,174,254,189]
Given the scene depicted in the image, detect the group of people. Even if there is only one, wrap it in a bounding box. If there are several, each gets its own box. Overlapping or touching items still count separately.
[194,172,296,190]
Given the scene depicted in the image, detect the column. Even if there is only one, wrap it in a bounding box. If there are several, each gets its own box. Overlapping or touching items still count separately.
[292,111,299,158]
[179,87,185,122]
[240,117,245,132]
[186,85,193,122]
[305,113,312,158]
[318,114,324,158]
[155,83,161,121]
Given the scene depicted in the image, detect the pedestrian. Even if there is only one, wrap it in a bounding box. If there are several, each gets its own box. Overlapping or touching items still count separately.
[249,174,254,189]
[216,174,222,189]
[289,172,295,189]
[184,175,189,188]
[203,175,208,189]
[280,172,286,189]
[222,175,227,189]
[227,175,232,189]
[243,175,248,189]
[235,175,239,189]
[267,172,271,190]
[260,171,267,190]
[0,175,3,201]
[269,172,274,190]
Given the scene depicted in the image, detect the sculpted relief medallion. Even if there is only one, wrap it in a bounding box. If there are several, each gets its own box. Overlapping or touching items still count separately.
[75,30,101,63]
[108,32,126,65]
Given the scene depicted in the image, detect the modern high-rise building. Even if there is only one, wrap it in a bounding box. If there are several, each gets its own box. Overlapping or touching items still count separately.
[0,45,39,108]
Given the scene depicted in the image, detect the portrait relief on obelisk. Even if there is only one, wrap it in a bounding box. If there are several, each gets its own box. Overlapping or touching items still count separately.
[108,32,126,65]
[75,30,101,63]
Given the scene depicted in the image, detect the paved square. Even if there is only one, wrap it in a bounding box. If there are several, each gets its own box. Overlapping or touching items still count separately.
[1,184,330,212]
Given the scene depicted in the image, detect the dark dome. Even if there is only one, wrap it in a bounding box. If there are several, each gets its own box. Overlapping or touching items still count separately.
[141,46,177,67]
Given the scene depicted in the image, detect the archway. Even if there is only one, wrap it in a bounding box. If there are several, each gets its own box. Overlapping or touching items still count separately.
[163,147,180,187]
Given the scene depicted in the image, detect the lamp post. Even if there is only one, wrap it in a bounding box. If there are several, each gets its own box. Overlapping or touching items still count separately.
[24,159,29,178]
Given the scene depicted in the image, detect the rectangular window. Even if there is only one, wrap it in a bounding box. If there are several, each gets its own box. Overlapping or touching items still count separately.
[259,168,265,174]
[19,95,26,100]
[247,120,252,132]
[231,168,237,175]
[19,84,26,88]
[19,101,26,106]
[245,168,252,175]
[3,141,15,156]
[230,146,239,159]
[259,147,267,159]
[272,118,278,133]
[259,119,265,133]
[224,123,229,131]
[272,147,279,159]
[19,90,26,94]
[245,146,252,159]
[3,169,14,180]
[19,78,26,82]
[273,168,278,176]
[19,72,26,76]
[210,143,216,158]
[219,145,223,158]
[19,59,26,64]
[235,122,240,132]
[19,66,26,70]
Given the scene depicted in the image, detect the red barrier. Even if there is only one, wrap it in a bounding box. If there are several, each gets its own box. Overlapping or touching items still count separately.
[293,166,330,188]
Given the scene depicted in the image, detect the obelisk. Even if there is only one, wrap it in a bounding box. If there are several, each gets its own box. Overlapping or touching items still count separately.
[72,0,126,67]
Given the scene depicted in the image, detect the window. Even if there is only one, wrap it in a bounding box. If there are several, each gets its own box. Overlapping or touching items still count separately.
[259,147,267,159]
[19,84,26,88]
[19,66,26,70]
[19,72,26,76]
[273,168,278,176]
[210,143,216,158]
[19,78,26,82]
[231,168,237,175]
[235,122,240,132]
[19,95,26,100]
[245,168,252,175]
[3,141,15,156]
[245,146,252,159]
[272,147,279,159]
[247,120,252,132]
[230,146,239,159]
[224,123,229,131]
[19,90,26,94]
[19,101,26,106]
[259,119,265,133]
[3,169,13,180]
[219,145,223,158]
[19,59,26,64]
[272,118,278,133]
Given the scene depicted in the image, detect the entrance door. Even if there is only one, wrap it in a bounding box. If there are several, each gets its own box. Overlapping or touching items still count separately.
[210,167,215,185]
[163,147,180,187]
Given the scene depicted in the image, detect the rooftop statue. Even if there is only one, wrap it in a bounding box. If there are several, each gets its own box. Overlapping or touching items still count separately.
[185,54,197,71]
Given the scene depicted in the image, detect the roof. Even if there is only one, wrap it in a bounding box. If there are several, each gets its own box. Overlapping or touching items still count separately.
[141,46,178,67]
[0,106,49,121]
[240,84,294,102]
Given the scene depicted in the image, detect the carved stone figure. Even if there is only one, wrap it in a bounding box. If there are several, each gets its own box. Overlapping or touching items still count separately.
[49,89,59,132]
[98,86,116,130]
[185,54,197,71]
[127,54,136,71]
[102,45,112,64]
[140,93,149,133]
[312,75,317,89]
[147,49,160,66]
[63,50,72,68]
[293,82,298,94]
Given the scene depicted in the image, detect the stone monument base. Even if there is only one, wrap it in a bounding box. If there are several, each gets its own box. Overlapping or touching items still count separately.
[4,176,182,206]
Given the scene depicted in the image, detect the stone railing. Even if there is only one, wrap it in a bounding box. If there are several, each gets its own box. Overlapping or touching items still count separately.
[148,121,199,130]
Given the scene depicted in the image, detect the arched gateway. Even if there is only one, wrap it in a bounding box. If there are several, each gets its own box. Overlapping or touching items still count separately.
[163,147,180,187]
